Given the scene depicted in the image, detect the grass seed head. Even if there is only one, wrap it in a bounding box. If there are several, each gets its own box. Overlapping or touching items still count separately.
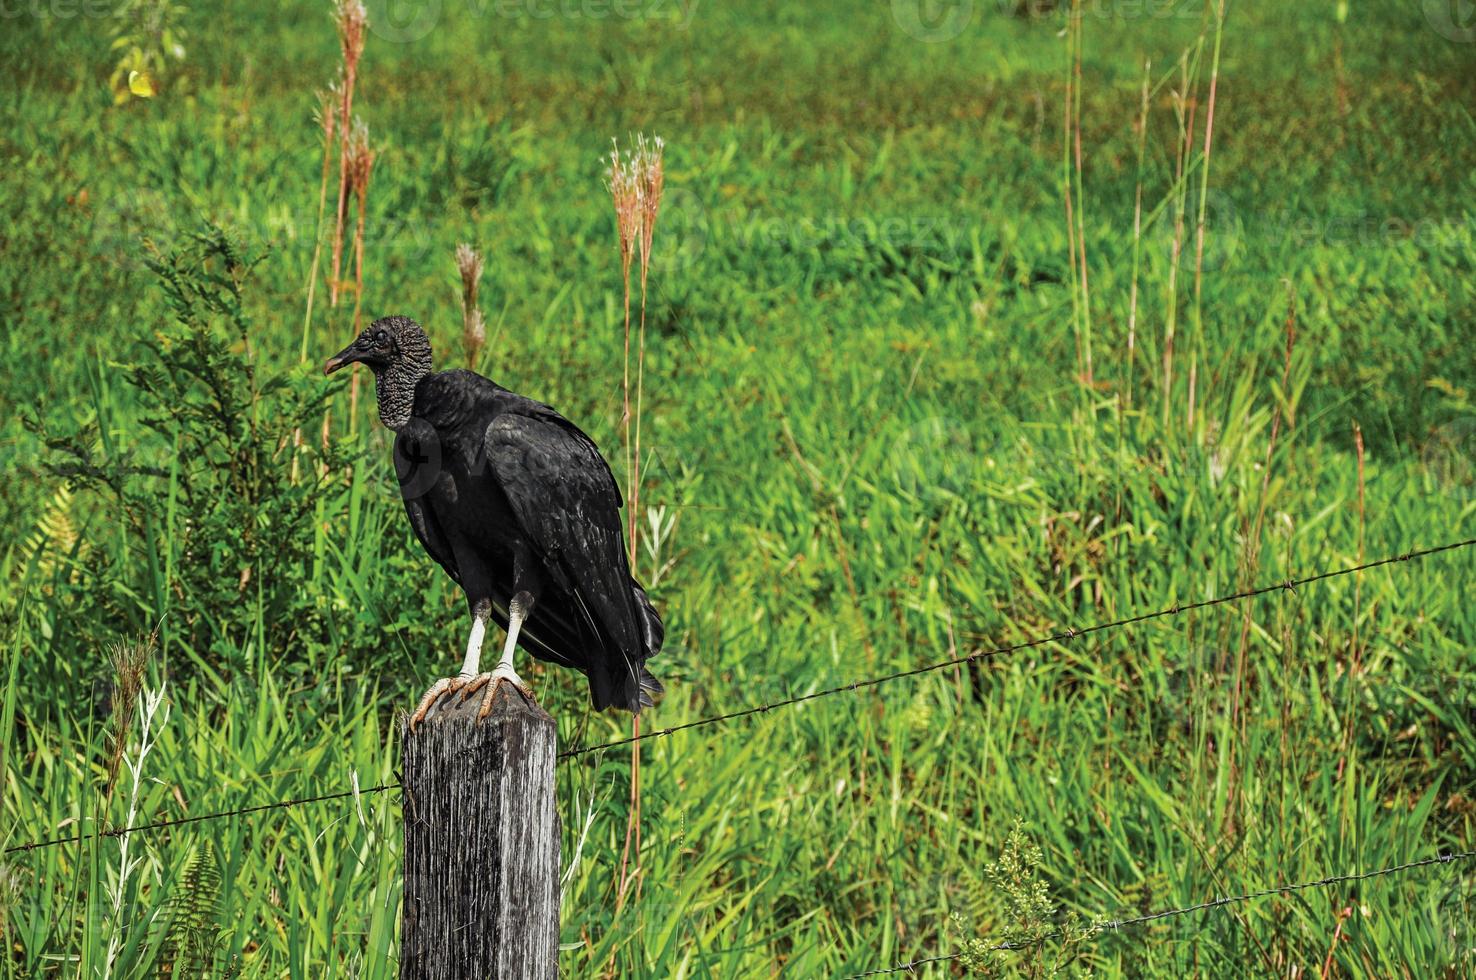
[105,628,157,787]
[456,243,487,365]
[607,138,644,282]
[347,116,374,194]
[635,134,665,277]
[334,0,367,74]
[315,84,339,143]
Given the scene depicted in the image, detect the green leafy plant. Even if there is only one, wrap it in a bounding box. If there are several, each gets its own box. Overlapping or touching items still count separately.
[158,842,228,977]
[33,224,354,682]
[952,821,1099,978]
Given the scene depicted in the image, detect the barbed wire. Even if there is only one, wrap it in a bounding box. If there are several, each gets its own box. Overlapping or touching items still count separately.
[557,536,1476,760]
[3,782,399,855]
[846,849,1476,977]
[5,535,1473,853]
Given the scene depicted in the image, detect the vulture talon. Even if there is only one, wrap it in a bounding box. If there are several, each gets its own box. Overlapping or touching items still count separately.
[477,667,534,720]
[408,675,467,731]
[456,673,492,704]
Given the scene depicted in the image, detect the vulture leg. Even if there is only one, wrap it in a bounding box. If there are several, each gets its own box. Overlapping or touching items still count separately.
[408,599,492,730]
[460,591,537,718]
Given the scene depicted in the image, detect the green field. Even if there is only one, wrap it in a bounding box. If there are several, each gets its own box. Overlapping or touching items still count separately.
[3,0,1476,975]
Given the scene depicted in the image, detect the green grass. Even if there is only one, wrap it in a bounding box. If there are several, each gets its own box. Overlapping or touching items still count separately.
[3,0,1476,975]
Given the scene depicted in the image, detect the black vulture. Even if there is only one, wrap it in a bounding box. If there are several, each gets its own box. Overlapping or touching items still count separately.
[325,315,664,726]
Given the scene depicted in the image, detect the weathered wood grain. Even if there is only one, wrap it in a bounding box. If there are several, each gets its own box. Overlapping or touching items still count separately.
[401,685,560,979]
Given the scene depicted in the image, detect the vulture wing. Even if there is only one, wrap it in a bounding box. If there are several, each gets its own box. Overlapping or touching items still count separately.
[483,410,643,660]
[394,422,461,585]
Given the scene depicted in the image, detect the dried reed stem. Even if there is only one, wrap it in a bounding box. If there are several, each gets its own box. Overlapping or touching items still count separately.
[328,0,366,309]
[630,135,663,905]
[606,142,641,913]
[1125,60,1150,411]
[1162,53,1196,428]
[632,135,664,578]
[1188,0,1227,433]
[607,133,665,912]
[347,118,374,432]
[456,243,487,369]
[606,140,642,563]
[1069,3,1091,386]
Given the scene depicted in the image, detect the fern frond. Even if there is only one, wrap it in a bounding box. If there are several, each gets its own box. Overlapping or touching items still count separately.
[159,842,225,978]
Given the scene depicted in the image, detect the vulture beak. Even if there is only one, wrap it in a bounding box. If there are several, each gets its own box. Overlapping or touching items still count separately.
[324,342,361,376]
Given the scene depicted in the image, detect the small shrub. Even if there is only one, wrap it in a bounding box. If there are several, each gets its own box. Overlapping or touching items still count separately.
[33,224,354,684]
[952,820,1098,978]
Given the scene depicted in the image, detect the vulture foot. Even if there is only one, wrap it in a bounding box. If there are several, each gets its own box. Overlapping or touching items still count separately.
[408,675,471,731]
[457,666,535,719]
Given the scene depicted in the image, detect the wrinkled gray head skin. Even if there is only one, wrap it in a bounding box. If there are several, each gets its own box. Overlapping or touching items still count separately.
[324,315,434,430]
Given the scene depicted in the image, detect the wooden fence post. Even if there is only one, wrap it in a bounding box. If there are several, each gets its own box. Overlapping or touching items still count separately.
[400,685,560,979]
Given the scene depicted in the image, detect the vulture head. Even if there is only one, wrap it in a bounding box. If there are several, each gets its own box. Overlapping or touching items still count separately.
[325,314,434,429]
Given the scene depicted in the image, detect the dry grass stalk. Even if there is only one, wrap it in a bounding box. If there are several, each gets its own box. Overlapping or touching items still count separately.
[346,117,375,430]
[606,140,642,912]
[1125,59,1150,412]
[1162,53,1196,428]
[606,133,665,912]
[328,0,367,309]
[456,243,487,368]
[631,134,664,572]
[1068,4,1091,386]
[1187,0,1227,433]
[318,0,367,448]
[635,135,664,291]
[606,139,643,561]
